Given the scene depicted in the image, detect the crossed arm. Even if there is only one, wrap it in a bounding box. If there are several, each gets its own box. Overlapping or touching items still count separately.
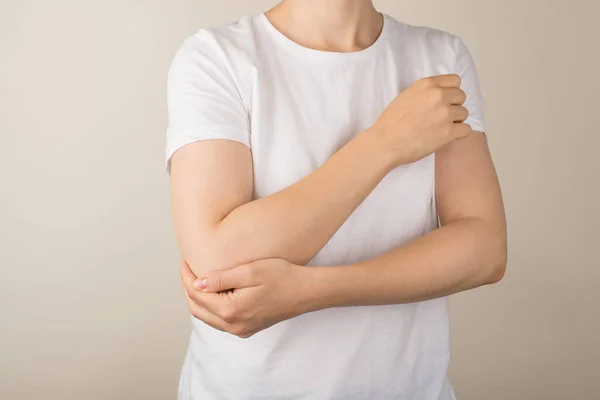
[170,127,506,337]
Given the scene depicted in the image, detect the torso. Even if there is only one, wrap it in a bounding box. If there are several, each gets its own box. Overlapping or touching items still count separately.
[178,13,462,400]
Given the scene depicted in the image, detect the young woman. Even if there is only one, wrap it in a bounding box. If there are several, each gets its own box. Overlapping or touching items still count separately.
[166,0,506,398]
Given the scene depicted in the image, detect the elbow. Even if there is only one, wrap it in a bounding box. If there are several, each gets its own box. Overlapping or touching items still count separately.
[477,216,507,285]
[184,253,223,279]
[184,228,264,277]
[183,233,236,277]
[487,258,507,284]
[483,240,507,285]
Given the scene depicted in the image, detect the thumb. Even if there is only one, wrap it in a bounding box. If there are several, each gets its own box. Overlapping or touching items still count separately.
[192,265,249,293]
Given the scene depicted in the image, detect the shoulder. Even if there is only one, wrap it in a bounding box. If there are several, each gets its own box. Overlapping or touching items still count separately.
[383,15,467,63]
[167,15,260,102]
[385,17,486,131]
[170,15,259,70]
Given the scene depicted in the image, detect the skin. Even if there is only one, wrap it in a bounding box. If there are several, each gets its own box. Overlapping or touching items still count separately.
[170,0,507,339]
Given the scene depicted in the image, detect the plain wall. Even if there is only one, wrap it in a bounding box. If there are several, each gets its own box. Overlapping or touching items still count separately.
[1,0,598,399]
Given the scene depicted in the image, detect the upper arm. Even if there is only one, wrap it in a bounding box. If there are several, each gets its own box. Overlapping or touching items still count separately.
[166,33,253,274]
[435,131,507,282]
[170,140,253,274]
[436,34,506,230]
[435,132,505,227]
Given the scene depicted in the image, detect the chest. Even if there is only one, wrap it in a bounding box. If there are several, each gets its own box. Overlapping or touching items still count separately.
[241,50,443,262]
[249,53,434,195]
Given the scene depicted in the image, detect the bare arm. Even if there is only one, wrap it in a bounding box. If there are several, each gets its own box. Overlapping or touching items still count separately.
[170,131,393,276]
[180,131,507,338]
[171,75,469,277]
[305,131,507,308]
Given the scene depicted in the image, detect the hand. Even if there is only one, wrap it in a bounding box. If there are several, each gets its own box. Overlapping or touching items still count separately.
[369,74,471,165]
[180,259,314,338]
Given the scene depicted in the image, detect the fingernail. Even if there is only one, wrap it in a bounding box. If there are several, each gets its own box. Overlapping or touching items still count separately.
[193,278,207,290]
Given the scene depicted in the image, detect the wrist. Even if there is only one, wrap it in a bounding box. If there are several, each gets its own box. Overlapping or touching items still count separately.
[300,266,333,313]
[353,128,398,172]
[363,125,413,167]
[300,264,367,312]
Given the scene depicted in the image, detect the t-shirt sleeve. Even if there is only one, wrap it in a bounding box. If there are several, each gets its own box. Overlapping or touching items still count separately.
[450,35,487,134]
[165,33,251,172]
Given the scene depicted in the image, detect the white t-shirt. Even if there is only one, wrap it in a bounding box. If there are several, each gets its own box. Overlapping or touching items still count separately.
[166,12,485,400]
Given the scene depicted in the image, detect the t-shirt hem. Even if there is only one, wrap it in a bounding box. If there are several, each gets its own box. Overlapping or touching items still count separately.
[165,129,251,173]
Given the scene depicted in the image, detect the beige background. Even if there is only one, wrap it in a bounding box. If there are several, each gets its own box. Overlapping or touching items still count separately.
[1,0,598,399]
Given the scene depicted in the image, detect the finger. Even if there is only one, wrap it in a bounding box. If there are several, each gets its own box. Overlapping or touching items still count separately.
[182,278,229,324]
[186,284,231,316]
[193,264,255,293]
[452,122,472,139]
[450,105,469,123]
[180,260,197,284]
[443,87,466,105]
[183,284,231,333]
[180,260,225,311]
[179,259,244,318]
[431,74,461,88]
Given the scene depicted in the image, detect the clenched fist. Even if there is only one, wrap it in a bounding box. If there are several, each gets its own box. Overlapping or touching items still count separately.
[370,74,471,165]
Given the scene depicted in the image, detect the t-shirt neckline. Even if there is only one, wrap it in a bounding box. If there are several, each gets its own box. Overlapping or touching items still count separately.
[256,12,390,61]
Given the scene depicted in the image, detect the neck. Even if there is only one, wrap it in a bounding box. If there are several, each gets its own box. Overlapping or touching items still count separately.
[265,0,382,52]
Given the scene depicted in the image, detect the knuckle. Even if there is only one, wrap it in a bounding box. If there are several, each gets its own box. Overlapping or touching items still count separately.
[417,77,434,88]
[190,308,202,320]
[463,106,470,119]
[452,74,462,86]
[439,106,452,120]
[430,87,444,102]
[230,324,249,338]
[464,123,473,135]
[186,292,200,306]
[454,123,471,138]
[220,305,238,323]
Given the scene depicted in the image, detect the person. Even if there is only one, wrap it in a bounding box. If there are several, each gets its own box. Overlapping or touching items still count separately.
[165,0,507,398]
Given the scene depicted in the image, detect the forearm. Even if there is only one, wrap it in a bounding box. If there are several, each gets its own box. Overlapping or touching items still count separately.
[189,131,395,274]
[305,216,507,310]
